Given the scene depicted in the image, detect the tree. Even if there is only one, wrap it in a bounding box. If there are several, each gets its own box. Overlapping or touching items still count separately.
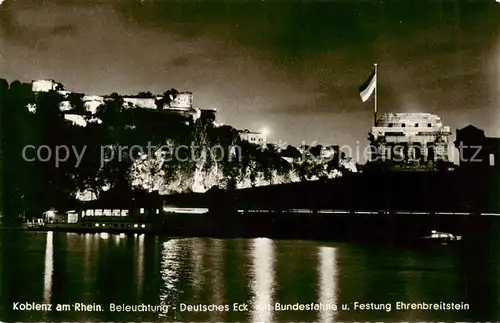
[137,91,154,98]
[163,88,180,102]
[67,92,86,114]
[155,88,179,111]
[97,93,125,131]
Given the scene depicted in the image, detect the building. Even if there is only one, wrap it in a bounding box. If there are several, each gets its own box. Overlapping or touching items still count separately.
[368,113,452,168]
[454,125,500,168]
[43,209,79,224]
[170,92,193,109]
[122,96,159,109]
[32,79,65,92]
[30,80,204,121]
[238,129,267,145]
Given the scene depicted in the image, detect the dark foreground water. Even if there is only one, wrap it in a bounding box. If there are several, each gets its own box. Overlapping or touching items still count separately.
[1,230,499,322]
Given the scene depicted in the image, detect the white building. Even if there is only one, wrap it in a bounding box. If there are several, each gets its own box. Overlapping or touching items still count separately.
[369,113,452,165]
[170,92,193,109]
[32,79,64,92]
[122,97,159,109]
[238,129,267,145]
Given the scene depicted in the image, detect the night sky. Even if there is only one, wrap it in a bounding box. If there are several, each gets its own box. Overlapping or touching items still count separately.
[2,0,500,160]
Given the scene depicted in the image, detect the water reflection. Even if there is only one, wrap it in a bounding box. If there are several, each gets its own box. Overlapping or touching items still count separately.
[3,231,500,322]
[84,234,91,277]
[190,238,205,297]
[159,239,180,319]
[250,238,276,323]
[210,239,225,304]
[43,231,54,303]
[137,234,145,296]
[317,246,339,323]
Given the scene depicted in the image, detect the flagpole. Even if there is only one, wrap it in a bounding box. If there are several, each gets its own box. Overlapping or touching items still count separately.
[374,63,378,126]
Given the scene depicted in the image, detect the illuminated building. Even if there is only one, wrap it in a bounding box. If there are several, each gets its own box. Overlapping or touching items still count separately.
[238,129,267,145]
[32,79,65,92]
[368,113,452,169]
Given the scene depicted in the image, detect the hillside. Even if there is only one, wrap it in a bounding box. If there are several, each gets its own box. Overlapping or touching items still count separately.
[1,78,356,217]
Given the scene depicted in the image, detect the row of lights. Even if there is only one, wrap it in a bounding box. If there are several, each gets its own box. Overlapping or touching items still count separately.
[98,233,144,239]
[94,223,146,228]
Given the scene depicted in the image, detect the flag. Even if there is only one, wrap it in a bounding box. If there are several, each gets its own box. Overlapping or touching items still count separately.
[359,67,376,102]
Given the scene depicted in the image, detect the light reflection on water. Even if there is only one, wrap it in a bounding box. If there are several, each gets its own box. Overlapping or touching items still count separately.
[317,246,338,323]
[3,231,499,322]
[190,238,205,298]
[159,239,180,319]
[209,239,224,321]
[43,231,53,304]
[250,238,276,323]
[137,234,145,296]
[210,239,224,303]
[84,233,91,279]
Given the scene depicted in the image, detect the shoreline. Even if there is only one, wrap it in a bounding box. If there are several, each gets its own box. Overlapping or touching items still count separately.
[13,213,498,247]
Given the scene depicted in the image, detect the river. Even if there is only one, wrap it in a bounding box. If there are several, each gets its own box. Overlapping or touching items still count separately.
[1,230,499,322]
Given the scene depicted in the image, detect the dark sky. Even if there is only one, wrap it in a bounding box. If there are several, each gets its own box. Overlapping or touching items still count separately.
[2,0,500,159]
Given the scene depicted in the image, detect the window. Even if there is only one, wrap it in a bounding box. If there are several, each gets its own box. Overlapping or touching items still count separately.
[401,123,406,127]
[388,123,393,127]
[140,208,145,214]
[414,123,419,127]
[427,123,432,127]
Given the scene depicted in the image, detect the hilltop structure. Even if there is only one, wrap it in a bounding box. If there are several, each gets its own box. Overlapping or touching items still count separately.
[30,79,216,125]
[368,113,452,170]
[238,129,267,146]
[31,79,65,92]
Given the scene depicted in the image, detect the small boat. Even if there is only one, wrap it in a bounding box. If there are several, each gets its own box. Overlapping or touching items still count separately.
[417,230,462,245]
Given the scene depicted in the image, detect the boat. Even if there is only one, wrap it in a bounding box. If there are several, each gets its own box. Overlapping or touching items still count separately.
[28,209,156,234]
[416,230,462,245]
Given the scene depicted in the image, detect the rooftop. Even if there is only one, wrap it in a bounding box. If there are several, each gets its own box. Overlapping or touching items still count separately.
[238,129,263,134]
